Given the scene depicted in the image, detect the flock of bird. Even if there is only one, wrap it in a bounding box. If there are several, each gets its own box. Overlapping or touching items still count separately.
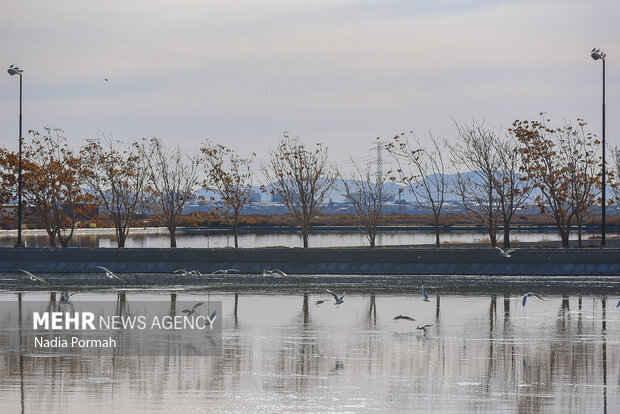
[15,268,620,322]
[172,268,286,276]
[389,285,433,333]
[313,286,435,333]
[18,267,289,285]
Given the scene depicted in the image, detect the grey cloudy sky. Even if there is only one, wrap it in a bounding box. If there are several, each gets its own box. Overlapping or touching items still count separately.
[1,0,618,166]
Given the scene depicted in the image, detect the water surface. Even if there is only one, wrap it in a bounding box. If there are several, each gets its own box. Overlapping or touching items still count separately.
[0,290,618,413]
[0,228,613,248]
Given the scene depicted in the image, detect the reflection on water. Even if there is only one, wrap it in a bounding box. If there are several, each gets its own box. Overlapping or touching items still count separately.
[0,290,618,413]
[0,228,615,248]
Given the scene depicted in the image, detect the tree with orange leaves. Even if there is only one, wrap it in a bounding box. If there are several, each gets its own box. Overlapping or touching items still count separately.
[80,134,149,248]
[0,147,18,228]
[262,133,335,248]
[0,128,88,247]
[201,141,254,248]
[511,115,602,248]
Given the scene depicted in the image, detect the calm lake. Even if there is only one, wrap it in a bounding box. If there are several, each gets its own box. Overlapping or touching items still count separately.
[0,228,615,248]
[0,290,618,413]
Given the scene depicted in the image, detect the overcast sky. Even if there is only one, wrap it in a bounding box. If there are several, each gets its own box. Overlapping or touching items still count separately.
[1,0,618,169]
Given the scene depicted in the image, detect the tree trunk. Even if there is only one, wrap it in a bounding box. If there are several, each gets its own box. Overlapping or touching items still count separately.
[233,214,239,248]
[58,225,75,248]
[503,223,510,249]
[169,227,177,248]
[117,228,126,248]
[302,226,309,248]
[560,230,570,248]
[488,223,497,248]
[577,217,583,248]
[369,233,376,248]
[46,229,57,248]
[433,214,440,248]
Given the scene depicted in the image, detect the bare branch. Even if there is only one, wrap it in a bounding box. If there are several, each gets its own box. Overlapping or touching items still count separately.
[262,133,335,248]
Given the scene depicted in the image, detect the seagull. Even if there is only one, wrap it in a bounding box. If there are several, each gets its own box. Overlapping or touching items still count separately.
[59,292,77,304]
[174,269,202,276]
[617,300,620,308]
[19,269,49,285]
[208,310,217,322]
[326,289,345,305]
[96,266,125,283]
[416,324,433,333]
[210,269,238,275]
[393,315,416,321]
[495,246,515,258]
[263,269,286,276]
[522,292,544,307]
[182,302,205,317]
[422,286,431,302]
[315,299,326,305]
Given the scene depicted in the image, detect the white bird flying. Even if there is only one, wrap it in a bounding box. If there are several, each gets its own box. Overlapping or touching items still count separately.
[175,269,202,276]
[182,302,205,317]
[326,289,345,305]
[262,269,286,276]
[60,292,77,304]
[522,292,544,307]
[96,266,125,283]
[210,269,238,275]
[416,324,433,333]
[393,315,416,321]
[495,246,515,258]
[422,286,431,302]
[19,269,49,285]
[208,310,217,322]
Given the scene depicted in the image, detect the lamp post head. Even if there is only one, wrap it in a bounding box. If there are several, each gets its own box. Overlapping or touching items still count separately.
[7,65,23,76]
[591,48,606,61]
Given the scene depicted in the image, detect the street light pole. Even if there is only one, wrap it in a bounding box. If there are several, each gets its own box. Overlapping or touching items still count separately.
[7,65,24,248]
[591,48,606,247]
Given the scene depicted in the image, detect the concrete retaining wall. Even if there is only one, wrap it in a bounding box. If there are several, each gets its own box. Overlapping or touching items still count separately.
[0,247,619,275]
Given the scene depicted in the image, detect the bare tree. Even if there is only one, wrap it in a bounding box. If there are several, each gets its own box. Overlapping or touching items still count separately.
[80,134,149,248]
[494,136,532,248]
[262,133,335,248]
[201,141,254,248]
[450,122,501,247]
[560,122,601,247]
[385,132,448,247]
[339,161,393,247]
[140,137,200,248]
